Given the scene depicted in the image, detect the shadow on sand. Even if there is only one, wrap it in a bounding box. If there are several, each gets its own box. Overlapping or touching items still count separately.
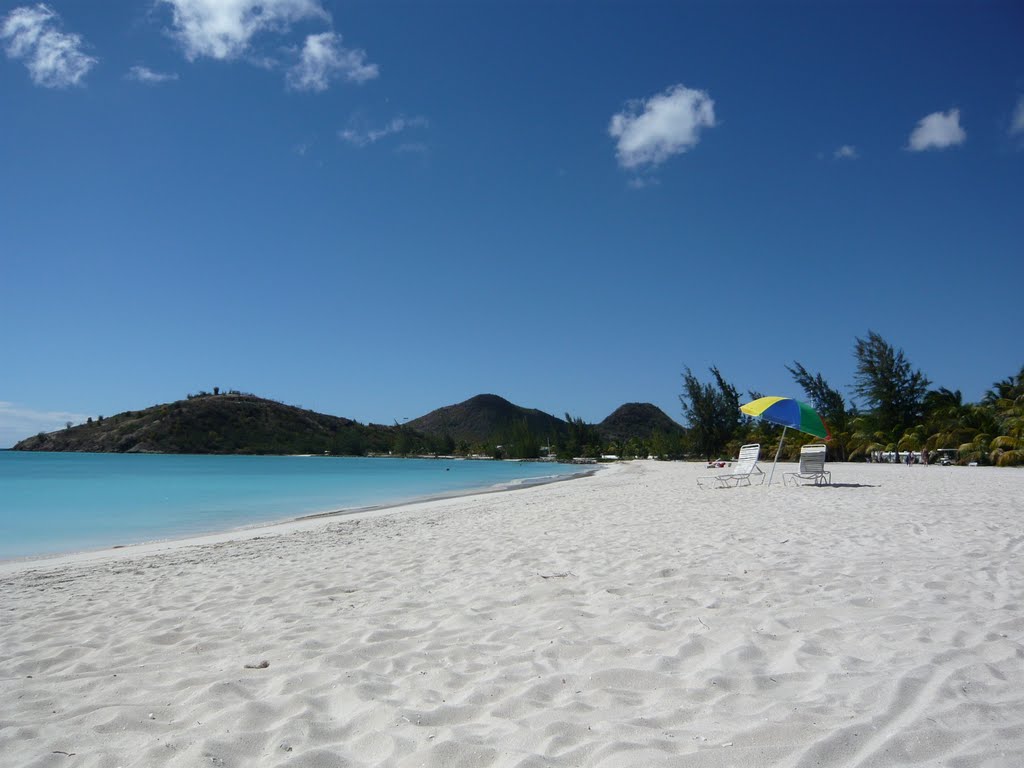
[780,482,878,489]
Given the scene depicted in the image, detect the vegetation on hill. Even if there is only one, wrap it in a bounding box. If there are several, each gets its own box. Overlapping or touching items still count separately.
[406,394,565,446]
[598,403,685,441]
[405,393,566,458]
[19,342,1016,465]
[406,395,684,461]
[14,391,686,461]
[14,393,400,456]
[597,403,686,460]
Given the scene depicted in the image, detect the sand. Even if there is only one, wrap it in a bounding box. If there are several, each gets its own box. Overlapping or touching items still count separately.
[2,461,1023,768]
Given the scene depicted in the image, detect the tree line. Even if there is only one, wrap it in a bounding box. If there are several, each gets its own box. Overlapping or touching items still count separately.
[42,340,1021,465]
[385,414,686,463]
[680,330,1023,466]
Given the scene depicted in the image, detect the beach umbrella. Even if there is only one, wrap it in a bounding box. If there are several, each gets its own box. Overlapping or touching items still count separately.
[740,396,830,486]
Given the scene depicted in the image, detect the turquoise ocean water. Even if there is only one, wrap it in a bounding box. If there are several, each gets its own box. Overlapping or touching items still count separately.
[0,452,587,561]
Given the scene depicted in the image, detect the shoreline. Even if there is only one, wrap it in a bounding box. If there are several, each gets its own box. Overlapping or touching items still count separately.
[2,461,1023,766]
[0,462,606,576]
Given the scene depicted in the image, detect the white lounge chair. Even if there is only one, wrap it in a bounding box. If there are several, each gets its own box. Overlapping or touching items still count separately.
[698,444,764,488]
[784,443,831,486]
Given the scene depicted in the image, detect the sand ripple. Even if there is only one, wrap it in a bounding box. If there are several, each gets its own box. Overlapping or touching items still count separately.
[2,462,1023,766]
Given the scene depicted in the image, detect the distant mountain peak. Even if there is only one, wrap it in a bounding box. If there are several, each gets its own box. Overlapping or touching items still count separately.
[407,394,565,444]
[13,391,686,456]
[598,402,684,442]
[465,393,514,407]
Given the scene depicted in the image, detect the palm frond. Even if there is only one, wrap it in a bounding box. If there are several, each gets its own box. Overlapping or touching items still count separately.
[995,449,1024,467]
[990,435,1019,451]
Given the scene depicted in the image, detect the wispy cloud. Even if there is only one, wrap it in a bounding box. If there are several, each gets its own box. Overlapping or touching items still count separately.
[340,116,428,147]
[160,0,329,61]
[834,144,858,159]
[1010,96,1024,138]
[0,402,90,448]
[627,176,660,190]
[286,31,377,92]
[907,108,966,151]
[126,64,179,84]
[1,4,97,88]
[609,84,716,171]
[395,142,428,155]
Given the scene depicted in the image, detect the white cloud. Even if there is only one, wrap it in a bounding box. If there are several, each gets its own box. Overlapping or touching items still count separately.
[287,32,377,91]
[1,4,97,88]
[609,84,716,170]
[907,108,966,151]
[627,176,660,190]
[834,144,858,159]
[0,402,90,448]
[160,0,329,61]
[1010,96,1024,137]
[340,116,428,147]
[126,65,179,84]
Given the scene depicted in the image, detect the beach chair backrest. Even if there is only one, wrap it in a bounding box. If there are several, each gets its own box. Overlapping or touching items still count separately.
[735,444,761,474]
[800,444,827,474]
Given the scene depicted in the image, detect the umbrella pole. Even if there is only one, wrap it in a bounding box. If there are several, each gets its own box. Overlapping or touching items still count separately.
[768,426,787,487]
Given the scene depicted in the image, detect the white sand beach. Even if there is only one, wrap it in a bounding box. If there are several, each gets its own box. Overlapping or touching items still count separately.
[2,461,1023,768]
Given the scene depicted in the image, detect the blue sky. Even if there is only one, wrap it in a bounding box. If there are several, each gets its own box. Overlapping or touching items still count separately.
[2,0,1022,447]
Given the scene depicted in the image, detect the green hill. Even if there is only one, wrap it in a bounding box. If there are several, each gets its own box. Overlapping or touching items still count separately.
[13,392,688,457]
[597,402,686,443]
[12,393,400,455]
[406,394,567,445]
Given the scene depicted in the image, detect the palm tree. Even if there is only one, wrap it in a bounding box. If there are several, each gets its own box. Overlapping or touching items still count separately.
[920,388,970,457]
[848,414,900,462]
[898,425,927,452]
[984,366,1024,467]
[983,366,1024,406]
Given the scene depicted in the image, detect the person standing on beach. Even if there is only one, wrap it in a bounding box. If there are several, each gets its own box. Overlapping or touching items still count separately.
[922,448,929,466]
[906,450,913,467]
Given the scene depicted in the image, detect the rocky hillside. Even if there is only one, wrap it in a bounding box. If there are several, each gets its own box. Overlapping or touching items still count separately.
[13,393,400,455]
[406,394,567,444]
[597,402,685,442]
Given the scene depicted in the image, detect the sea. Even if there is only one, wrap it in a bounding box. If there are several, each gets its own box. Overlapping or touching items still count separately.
[0,452,589,561]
